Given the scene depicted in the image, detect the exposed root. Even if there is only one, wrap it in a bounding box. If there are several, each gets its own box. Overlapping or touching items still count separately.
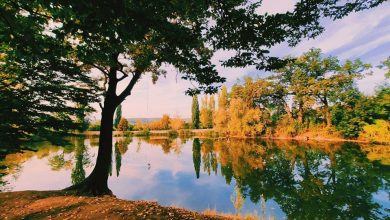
[64,177,113,197]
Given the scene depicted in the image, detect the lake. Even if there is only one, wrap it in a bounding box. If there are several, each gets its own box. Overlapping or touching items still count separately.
[1,136,389,219]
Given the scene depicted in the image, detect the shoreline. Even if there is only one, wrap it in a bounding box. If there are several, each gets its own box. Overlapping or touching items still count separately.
[77,130,389,145]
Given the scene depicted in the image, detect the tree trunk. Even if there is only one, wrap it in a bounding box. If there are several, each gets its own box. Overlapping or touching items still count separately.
[325,107,331,128]
[65,57,141,195]
[65,99,116,195]
[65,64,120,195]
[297,101,303,124]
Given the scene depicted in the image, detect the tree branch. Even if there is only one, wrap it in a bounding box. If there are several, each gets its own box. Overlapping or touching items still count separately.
[117,72,128,81]
[118,70,142,102]
[9,0,53,19]
[102,74,108,92]
[91,64,108,75]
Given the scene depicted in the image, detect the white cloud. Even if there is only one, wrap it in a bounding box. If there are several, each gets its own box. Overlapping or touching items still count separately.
[271,2,390,57]
[337,33,390,60]
[357,68,389,95]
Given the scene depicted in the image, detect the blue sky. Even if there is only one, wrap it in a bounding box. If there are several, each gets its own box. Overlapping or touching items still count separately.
[91,1,390,120]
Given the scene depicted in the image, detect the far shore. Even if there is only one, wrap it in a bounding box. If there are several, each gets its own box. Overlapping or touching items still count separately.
[76,129,390,145]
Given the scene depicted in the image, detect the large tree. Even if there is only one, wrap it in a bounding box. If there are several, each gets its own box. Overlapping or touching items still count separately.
[271,49,369,126]
[1,0,386,195]
[0,10,97,149]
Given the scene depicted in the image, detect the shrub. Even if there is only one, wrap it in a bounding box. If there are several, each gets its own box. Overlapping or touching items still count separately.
[117,118,129,131]
[87,121,101,131]
[168,130,178,138]
[170,117,185,130]
[359,120,390,143]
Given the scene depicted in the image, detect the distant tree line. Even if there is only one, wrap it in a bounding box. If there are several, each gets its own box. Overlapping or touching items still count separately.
[192,49,390,142]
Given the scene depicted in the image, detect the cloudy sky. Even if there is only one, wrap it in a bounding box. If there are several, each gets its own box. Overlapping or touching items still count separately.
[92,1,390,120]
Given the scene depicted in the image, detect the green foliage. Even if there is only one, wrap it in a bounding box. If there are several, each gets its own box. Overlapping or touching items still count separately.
[168,130,178,139]
[134,129,150,137]
[211,50,389,140]
[200,95,215,128]
[192,95,200,129]
[374,86,390,120]
[192,138,201,179]
[87,122,101,131]
[114,105,122,128]
[379,56,390,78]
[331,87,389,138]
[270,48,369,127]
[360,120,390,143]
[215,49,390,138]
[0,4,99,146]
[71,138,90,185]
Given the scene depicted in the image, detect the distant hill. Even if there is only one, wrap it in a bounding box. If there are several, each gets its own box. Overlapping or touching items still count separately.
[127,118,191,124]
[89,117,190,124]
[126,118,160,124]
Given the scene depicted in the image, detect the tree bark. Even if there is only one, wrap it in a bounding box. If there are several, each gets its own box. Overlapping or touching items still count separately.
[297,101,303,124]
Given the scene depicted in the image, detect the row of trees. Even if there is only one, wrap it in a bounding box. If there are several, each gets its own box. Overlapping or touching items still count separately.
[89,115,189,132]
[192,94,219,129]
[134,115,188,131]
[192,49,389,140]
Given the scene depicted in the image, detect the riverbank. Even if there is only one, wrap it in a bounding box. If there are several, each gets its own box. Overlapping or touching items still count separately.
[0,190,239,220]
[79,129,390,145]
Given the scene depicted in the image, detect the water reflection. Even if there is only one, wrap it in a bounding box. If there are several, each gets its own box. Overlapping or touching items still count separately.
[0,137,389,219]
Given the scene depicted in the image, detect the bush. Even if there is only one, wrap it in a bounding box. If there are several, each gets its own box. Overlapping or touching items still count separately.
[359,120,390,143]
[135,129,150,137]
[168,130,178,138]
[87,121,101,131]
[117,118,129,131]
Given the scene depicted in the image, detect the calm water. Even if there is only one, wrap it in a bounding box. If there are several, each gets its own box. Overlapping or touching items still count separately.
[1,137,389,219]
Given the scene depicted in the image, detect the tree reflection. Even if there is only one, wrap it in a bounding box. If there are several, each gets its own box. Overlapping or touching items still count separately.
[201,139,218,176]
[192,138,201,179]
[212,139,389,219]
[71,138,89,185]
[114,137,132,177]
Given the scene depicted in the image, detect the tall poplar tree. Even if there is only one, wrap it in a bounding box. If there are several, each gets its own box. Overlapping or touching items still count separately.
[215,85,229,132]
[200,95,210,128]
[208,95,216,128]
[191,95,200,129]
[114,105,122,128]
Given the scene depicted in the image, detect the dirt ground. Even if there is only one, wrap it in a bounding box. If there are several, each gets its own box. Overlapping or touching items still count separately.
[0,190,227,220]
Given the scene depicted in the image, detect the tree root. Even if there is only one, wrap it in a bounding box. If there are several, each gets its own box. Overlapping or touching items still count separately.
[64,177,113,197]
